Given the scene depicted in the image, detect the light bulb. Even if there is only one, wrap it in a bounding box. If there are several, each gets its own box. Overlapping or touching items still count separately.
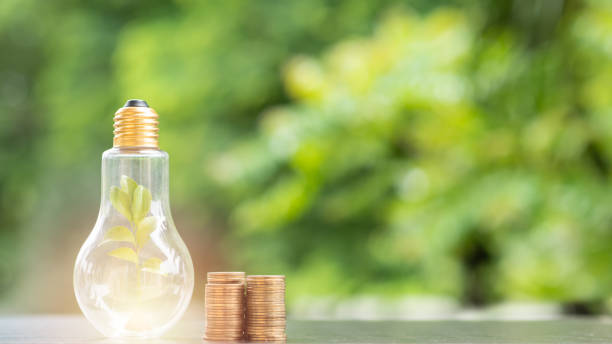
[74,99,194,338]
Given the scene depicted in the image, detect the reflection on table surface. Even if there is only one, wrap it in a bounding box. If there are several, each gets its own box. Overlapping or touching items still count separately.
[1,315,612,343]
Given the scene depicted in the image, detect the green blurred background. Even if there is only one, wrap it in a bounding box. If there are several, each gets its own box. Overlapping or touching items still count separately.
[2,0,612,318]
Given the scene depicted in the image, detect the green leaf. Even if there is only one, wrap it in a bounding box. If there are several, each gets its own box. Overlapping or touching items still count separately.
[102,225,135,245]
[110,186,132,221]
[131,185,152,223]
[120,175,138,202]
[136,216,157,248]
[107,247,138,264]
[141,257,164,274]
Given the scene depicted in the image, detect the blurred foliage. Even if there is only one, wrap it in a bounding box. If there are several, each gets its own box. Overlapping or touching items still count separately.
[2,0,612,310]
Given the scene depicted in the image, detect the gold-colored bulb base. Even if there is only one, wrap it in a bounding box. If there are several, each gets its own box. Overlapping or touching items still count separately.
[113,106,159,148]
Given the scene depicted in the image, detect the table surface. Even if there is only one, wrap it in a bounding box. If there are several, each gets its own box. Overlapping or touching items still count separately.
[1,315,612,343]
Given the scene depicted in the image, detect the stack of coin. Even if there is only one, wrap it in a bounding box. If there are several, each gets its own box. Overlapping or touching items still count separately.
[246,275,286,342]
[204,272,246,342]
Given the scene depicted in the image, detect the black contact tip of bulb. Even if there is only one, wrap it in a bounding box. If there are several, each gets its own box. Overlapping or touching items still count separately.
[123,99,149,108]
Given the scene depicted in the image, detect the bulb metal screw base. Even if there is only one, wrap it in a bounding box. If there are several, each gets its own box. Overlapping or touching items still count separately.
[113,99,159,148]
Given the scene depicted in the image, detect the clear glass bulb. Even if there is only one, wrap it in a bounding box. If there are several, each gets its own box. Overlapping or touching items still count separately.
[74,101,194,338]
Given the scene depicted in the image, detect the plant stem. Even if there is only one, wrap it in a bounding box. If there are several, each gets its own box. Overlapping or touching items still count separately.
[129,220,143,294]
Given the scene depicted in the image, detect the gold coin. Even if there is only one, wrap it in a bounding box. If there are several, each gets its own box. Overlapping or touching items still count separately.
[206,295,244,300]
[248,337,287,343]
[246,318,286,323]
[206,294,244,299]
[247,288,285,292]
[247,327,286,331]
[248,338,286,342]
[247,302,285,306]
[206,283,243,288]
[206,312,244,317]
[205,284,244,291]
[204,335,243,339]
[207,284,245,289]
[247,306,285,310]
[248,334,286,338]
[247,294,285,298]
[248,337,286,342]
[205,330,243,334]
[246,301,286,305]
[207,284,245,288]
[247,299,285,303]
[204,335,243,340]
[206,322,244,327]
[247,292,285,296]
[205,328,244,333]
[206,304,243,309]
[246,307,286,312]
[208,271,245,277]
[203,338,243,343]
[248,331,286,334]
[206,288,245,293]
[204,338,243,343]
[247,323,286,327]
[206,292,244,297]
[207,272,245,282]
[206,294,244,298]
[204,333,243,338]
[247,284,285,287]
[206,300,244,305]
[205,303,246,311]
[247,310,285,315]
[206,316,245,321]
[247,329,286,334]
[246,314,286,319]
[206,288,245,292]
[247,332,286,337]
[206,297,244,301]
[206,301,244,305]
[205,330,244,335]
[247,275,285,280]
[206,308,243,313]
[247,334,286,339]
[206,296,244,300]
[205,305,244,310]
[247,292,284,296]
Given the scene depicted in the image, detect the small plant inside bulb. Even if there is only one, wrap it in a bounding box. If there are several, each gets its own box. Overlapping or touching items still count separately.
[105,175,165,280]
